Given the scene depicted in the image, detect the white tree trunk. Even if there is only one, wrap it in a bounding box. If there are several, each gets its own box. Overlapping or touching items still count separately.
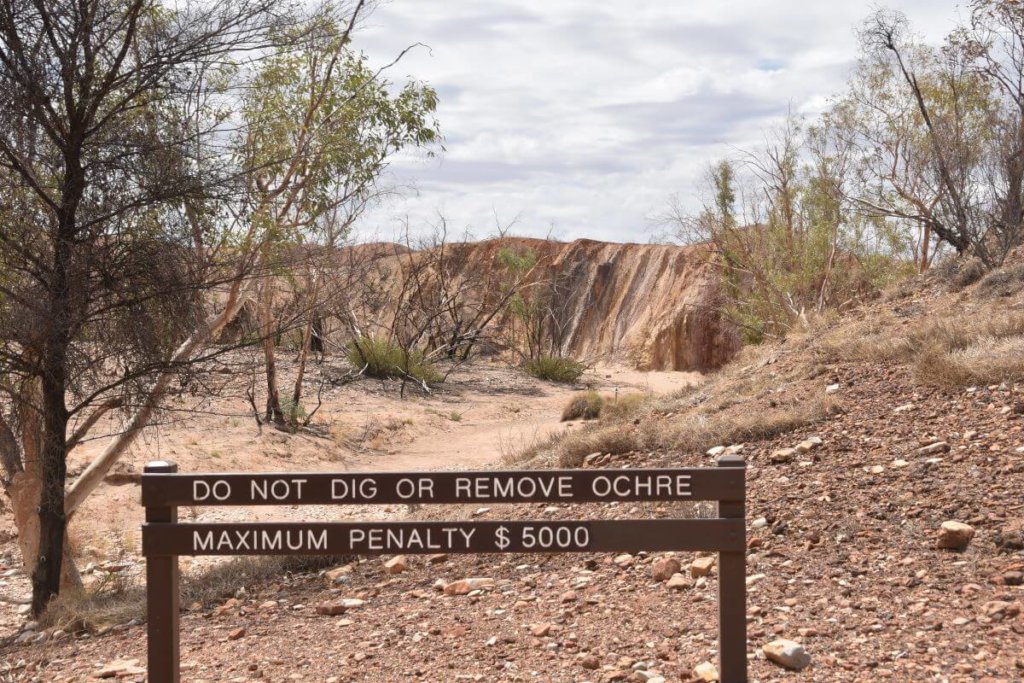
[64,279,253,516]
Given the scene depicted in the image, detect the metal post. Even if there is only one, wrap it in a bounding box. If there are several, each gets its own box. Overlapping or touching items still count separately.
[717,455,747,683]
[145,460,179,683]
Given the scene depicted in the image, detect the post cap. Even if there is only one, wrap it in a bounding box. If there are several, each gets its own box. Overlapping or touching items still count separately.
[144,460,178,474]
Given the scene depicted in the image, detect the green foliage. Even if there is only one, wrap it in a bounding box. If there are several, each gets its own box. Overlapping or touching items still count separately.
[496,246,537,274]
[280,395,307,426]
[524,355,586,384]
[347,337,442,384]
[242,10,440,247]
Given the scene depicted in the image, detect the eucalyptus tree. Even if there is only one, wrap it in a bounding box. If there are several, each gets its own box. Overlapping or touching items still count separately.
[0,0,414,614]
[240,7,440,428]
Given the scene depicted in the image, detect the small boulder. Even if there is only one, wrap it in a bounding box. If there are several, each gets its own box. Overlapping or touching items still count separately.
[691,556,716,578]
[937,521,975,551]
[443,577,495,595]
[94,659,144,679]
[383,555,407,574]
[666,573,689,590]
[693,661,719,681]
[651,557,681,582]
[762,639,811,670]
[315,601,347,616]
[918,441,951,456]
[770,448,798,464]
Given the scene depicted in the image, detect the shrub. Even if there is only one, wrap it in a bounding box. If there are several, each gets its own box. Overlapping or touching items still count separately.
[601,392,648,421]
[976,264,1024,298]
[347,336,442,384]
[557,424,640,468]
[561,391,603,421]
[524,355,586,383]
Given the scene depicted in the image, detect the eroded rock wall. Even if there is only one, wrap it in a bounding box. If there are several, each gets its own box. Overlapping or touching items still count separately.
[414,237,739,372]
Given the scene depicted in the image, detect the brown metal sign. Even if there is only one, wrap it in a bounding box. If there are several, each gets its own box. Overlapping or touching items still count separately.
[141,457,748,683]
[141,468,743,506]
[142,518,745,556]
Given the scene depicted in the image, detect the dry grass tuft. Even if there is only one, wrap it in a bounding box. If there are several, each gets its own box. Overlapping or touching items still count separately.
[916,336,1024,388]
[976,264,1024,298]
[600,392,648,421]
[44,555,349,633]
[556,424,642,468]
[642,397,843,455]
[561,391,603,421]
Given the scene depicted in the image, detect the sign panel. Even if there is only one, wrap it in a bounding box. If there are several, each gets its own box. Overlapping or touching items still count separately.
[142,518,745,556]
[141,468,743,506]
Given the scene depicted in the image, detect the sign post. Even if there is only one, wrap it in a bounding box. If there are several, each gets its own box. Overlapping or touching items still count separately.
[141,460,747,681]
[143,461,179,683]
[717,455,747,683]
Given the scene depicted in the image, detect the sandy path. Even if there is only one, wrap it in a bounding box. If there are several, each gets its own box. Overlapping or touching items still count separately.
[53,362,701,571]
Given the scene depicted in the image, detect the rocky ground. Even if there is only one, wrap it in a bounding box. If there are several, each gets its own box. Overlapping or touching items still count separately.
[2,269,1024,681]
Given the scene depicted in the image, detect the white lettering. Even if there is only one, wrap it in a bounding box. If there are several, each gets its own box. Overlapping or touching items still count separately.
[194,530,214,551]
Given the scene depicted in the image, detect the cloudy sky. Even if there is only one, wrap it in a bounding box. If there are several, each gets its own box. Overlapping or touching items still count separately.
[357,1,966,244]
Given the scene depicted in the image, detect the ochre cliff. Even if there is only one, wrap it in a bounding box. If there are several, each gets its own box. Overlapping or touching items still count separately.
[345,237,740,372]
[456,238,739,371]
[223,237,742,372]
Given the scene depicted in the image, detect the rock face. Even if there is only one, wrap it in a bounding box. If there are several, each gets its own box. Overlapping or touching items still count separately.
[326,238,741,372]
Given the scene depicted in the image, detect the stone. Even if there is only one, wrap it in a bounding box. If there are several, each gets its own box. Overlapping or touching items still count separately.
[795,437,823,453]
[691,556,716,578]
[613,553,635,568]
[650,557,681,582]
[530,623,553,637]
[443,577,495,595]
[937,521,975,550]
[666,573,689,590]
[762,639,811,670]
[706,446,726,457]
[770,448,798,464]
[427,553,449,564]
[983,601,1021,620]
[316,601,347,616]
[93,659,144,679]
[825,383,841,394]
[561,590,578,602]
[693,661,719,681]
[918,441,951,456]
[227,627,246,640]
[580,654,601,670]
[383,555,408,574]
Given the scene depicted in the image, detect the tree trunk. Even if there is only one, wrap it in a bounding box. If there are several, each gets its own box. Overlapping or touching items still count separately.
[290,319,314,427]
[34,301,71,615]
[920,224,932,273]
[259,282,284,425]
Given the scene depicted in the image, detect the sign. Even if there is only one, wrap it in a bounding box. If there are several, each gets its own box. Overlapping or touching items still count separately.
[143,518,745,556]
[141,458,748,683]
[141,468,743,506]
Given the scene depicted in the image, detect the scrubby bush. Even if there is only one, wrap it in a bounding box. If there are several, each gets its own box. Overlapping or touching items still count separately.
[561,391,603,421]
[601,392,648,421]
[524,355,586,383]
[347,336,442,384]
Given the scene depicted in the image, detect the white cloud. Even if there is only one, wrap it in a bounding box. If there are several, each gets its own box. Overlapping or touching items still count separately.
[356,0,964,243]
